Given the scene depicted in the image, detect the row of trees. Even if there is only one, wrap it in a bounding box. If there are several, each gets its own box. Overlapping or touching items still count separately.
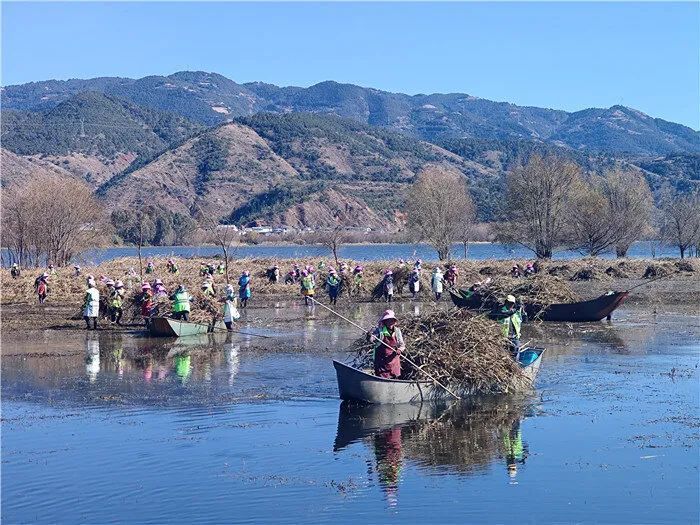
[2,176,108,267]
[406,155,699,260]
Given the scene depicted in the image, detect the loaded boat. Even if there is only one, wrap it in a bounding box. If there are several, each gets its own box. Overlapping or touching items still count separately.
[333,347,545,405]
[449,289,629,322]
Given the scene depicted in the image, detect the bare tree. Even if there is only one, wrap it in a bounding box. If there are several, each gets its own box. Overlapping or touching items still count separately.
[406,168,475,261]
[323,226,346,267]
[659,188,700,259]
[2,176,107,267]
[604,169,654,257]
[566,169,653,257]
[499,155,582,259]
[197,208,239,281]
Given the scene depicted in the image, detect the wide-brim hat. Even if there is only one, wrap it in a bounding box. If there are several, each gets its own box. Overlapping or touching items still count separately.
[380,309,397,322]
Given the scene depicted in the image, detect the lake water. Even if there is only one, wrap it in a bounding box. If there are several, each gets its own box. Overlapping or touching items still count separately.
[2,303,698,523]
[71,241,680,265]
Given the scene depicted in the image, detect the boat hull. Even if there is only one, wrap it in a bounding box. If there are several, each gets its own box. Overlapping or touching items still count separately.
[333,348,544,404]
[450,289,629,323]
[148,317,210,337]
[528,291,629,322]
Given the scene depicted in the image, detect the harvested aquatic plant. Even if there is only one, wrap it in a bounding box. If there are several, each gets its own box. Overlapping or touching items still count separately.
[350,309,528,395]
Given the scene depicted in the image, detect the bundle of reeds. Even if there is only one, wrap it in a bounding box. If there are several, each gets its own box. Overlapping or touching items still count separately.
[350,309,527,394]
[477,275,579,308]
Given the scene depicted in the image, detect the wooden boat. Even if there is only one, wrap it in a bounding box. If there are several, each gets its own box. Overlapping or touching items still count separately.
[450,289,629,322]
[148,317,211,337]
[526,291,629,322]
[332,347,545,404]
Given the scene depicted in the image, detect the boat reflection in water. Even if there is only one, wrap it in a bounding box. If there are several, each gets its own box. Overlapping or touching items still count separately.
[334,399,533,505]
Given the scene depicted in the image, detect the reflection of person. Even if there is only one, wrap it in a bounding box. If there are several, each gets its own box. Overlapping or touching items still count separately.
[85,336,100,383]
[502,421,528,479]
[373,427,403,508]
[368,310,405,379]
[174,354,191,382]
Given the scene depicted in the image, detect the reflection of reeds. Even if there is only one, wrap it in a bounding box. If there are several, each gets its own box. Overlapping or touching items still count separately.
[400,401,527,474]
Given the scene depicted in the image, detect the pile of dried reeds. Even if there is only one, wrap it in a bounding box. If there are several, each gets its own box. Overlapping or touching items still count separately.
[478,275,579,308]
[350,309,528,395]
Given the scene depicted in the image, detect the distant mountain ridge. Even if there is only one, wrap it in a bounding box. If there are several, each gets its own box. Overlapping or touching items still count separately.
[3,71,699,156]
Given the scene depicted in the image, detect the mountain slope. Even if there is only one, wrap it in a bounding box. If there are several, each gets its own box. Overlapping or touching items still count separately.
[4,71,698,156]
[0,148,77,188]
[1,91,201,159]
[98,113,499,228]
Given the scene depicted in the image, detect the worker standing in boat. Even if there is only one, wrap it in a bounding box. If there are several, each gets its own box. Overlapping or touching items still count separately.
[170,285,191,321]
[368,309,405,379]
[238,271,251,308]
[498,294,523,356]
[82,280,100,330]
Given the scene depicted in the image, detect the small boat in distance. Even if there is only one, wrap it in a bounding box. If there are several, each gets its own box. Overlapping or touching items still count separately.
[449,289,629,322]
[148,317,211,337]
[333,347,545,405]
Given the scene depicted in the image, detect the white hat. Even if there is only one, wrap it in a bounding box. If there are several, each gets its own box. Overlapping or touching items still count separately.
[506,294,516,303]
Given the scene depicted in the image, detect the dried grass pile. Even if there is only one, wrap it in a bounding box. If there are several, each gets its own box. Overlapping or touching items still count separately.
[546,265,572,277]
[480,275,579,307]
[570,265,610,281]
[349,309,528,395]
[643,263,674,279]
[674,260,696,273]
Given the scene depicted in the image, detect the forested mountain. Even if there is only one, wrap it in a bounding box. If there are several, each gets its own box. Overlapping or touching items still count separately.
[2,73,698,232]
[1,91,201,158]
[3,71,698,156]
[97,113,500,228]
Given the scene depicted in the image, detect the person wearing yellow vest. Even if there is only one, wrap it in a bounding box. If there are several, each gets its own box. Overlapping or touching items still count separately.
[502,421,527,479]
[300,270,315,305]
[170,285,191,321]
[109,280,125,325]
[498,294,523,356]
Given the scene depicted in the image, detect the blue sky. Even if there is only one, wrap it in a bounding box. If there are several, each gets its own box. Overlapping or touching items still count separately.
[2,2,698,128]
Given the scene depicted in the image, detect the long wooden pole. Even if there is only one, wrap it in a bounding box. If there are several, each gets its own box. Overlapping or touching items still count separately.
[308,296,460,400]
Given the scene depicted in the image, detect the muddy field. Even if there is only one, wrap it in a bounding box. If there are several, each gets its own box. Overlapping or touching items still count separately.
[1,256,698,333]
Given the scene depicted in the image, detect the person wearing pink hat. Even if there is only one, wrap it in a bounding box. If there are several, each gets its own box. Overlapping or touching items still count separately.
[166,258,179,275]
[34,272,49,304]
[140,283,154,328]
[367,309,405,379]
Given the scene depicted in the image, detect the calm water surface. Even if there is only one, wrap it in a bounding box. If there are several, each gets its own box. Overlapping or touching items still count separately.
[72,241,679,265]
[2,303,698,524]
